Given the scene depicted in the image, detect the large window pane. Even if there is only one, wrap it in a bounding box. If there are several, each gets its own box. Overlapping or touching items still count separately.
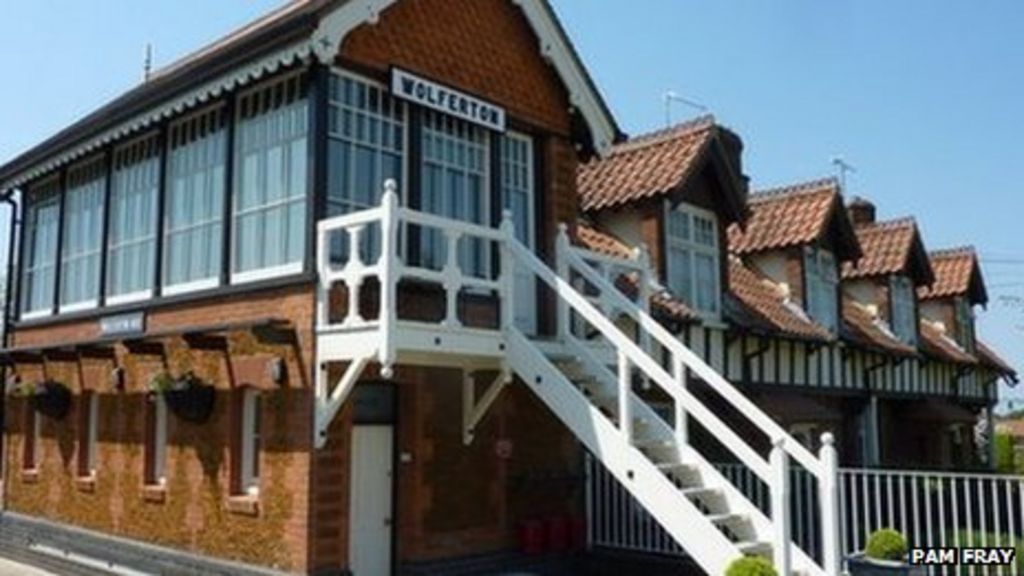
[21,178,61,315]
[164,106,226,290]
[420,110,489,277]
[233,73,308,277]
[327,73,405,265]
[666,205,719,316]
[108,135,160,299]
[61,157,106,309]
[805,247,838,332]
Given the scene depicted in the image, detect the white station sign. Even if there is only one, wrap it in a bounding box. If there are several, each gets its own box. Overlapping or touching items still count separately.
[391,68,506,132]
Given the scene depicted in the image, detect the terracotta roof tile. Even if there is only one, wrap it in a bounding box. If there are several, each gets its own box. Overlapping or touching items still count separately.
[996,419,1024,437]
[577,116,717,212]
[574,223,696,323]
[727,178,841,255]
[725,257,831,341]
[919,247,984,302]
[573,222,634,259]
[842,218,917,280]
[976,340,1017,379]
[919,320,977,365]
[840,297,918,357]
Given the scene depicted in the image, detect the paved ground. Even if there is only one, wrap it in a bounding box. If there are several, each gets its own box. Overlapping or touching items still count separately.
[0,556,57,576]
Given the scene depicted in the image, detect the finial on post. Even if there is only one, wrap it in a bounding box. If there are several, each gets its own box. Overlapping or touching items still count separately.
[820,432,835,447]
[382,179,399,207]
[500,209,514,234]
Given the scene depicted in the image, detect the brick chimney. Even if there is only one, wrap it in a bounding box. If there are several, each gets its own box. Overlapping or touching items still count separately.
[848,197,876,227]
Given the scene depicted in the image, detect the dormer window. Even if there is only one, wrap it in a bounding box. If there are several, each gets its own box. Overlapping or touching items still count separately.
[804,246,838,332]
[955,297,975,353]
[665,203,720,317]
[889,275,917,345]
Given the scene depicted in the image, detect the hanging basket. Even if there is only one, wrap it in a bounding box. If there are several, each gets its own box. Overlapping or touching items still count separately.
[30,381,72,420]
[151,372,215,424]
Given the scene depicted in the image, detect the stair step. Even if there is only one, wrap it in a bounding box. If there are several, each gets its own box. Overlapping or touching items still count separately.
[680,486,721,499]
[706,512,748,525]
[633,437,674,449]
[735,540,773,555]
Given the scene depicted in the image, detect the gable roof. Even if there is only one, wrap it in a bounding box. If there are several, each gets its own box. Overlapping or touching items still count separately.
[918,247,989,305]
[573,223,697,324]
[725,257,832,342]
[842,217,935,285]
[727,178,862,262]
[841,297,918,357]
[576,116,746,220]
[919,320,977,365]
[0,0,619,192]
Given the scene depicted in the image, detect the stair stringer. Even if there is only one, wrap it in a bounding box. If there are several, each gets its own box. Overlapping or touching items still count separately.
[506,328,743,575]
[570,339,825,575]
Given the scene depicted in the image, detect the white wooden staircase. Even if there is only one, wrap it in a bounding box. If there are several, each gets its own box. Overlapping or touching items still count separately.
[314,181,842,576]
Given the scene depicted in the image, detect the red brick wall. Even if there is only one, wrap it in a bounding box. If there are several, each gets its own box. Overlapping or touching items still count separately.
[4,286,315,572]
[341,0,572,136]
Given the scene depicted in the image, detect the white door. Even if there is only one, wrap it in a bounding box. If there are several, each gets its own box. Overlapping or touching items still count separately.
[502,133,537,336]
[349,425,394,576]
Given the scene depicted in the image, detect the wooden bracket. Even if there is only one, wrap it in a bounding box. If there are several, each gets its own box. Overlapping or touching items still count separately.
[463,370,509,445]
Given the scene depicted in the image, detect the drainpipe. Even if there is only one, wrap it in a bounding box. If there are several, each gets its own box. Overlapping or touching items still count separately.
[1,190,18,512]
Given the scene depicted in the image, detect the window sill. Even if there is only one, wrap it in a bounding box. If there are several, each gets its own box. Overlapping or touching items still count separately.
[142,484,167,504]
[20,469,39,484]
[75,476,97,493]
[226,495,260,517]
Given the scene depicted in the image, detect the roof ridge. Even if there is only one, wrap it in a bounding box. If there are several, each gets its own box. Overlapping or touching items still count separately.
[930,246,976,259]
[749,177,839,204]
[857,216,917,232]
[610,115,716,154]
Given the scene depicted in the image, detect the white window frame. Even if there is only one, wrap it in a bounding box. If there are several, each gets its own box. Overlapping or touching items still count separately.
[804,246,839,333]
[59,157,106,313]
[240,389,262,497]
[149,396,167,487]
[955,297,975,352]
[21,177,61,319]
[163,105,228,295]
[500,131,535,246]
[419,109,491,279]
[889,275,917,345]
[25,405,41,471]
[107,133,160,304]
[326,69,409,266]
[81,392,99,478]
[230,71,310,284]
[664,201,721,318]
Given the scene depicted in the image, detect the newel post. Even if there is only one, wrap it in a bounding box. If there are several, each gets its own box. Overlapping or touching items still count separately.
[499,210,516,333]
[770,438,792,575]
[555,223,571,341]
[378,179,399,379]
[819,432,842,575]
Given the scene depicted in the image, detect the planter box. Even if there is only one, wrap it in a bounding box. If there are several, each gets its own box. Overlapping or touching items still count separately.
[30,381,71,420]
[160,377,215,424]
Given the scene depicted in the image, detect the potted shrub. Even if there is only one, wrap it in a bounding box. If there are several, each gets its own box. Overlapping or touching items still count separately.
[847,528,916,575]
[28,380,72,420]
[149,371,215,424]
[725,556,777,576]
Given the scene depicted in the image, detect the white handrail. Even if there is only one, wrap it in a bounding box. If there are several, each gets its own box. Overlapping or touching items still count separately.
[504,234,773,482]
[558,230,825,478]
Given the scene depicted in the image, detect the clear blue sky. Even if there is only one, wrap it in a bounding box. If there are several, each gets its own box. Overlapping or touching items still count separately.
[1,1,1021,407]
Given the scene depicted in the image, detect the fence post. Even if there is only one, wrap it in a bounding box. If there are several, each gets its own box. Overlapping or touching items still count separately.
[819,432,841,575]
[378,180,399,378]
[500,210,516,333]
[555,223,571,342]
[770,439,792,575]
